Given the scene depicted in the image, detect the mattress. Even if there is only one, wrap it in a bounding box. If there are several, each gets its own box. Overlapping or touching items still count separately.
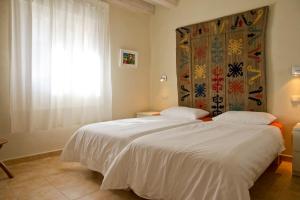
[60,116,198,174]
[101,121,285,200]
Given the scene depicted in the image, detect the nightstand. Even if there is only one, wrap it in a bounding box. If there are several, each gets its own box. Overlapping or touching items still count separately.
[293,123,300,176]
[136,111,160,118]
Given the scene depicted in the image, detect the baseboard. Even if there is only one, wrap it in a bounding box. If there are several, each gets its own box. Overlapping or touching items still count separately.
[280,154,293,162]
[3,149,62,165]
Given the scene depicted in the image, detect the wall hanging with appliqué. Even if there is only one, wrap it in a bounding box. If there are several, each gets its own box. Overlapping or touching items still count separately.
[176,6,268,116]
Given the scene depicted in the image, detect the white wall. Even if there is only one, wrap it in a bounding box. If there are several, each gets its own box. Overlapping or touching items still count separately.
[0,0,151,160]
[149,0,300,155]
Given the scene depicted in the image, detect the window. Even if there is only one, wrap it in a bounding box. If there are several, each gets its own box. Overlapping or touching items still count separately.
[10,0,112,133]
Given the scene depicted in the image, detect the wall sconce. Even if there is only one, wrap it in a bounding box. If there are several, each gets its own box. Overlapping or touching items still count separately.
[160,74,167,82]
[292,65,300,76]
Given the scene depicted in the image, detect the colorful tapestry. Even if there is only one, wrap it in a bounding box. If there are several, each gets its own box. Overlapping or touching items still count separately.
[176,7,268,116]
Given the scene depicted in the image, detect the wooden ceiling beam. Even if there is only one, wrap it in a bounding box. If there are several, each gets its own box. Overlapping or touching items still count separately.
[143,0,177,8]
[105,0,155,14]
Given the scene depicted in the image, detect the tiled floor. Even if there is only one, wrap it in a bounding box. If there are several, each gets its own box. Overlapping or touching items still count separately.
[0,156,299,200]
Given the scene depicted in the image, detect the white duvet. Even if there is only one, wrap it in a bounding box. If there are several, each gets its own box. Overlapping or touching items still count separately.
[101,121,285,200]
[61,116,198,174]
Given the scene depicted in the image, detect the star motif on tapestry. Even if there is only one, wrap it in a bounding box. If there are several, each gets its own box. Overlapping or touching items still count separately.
[194,64,206,79]
[227,62,244,77]
[195,83,206,97]
[228,39,243,55]
[228,80,244,94]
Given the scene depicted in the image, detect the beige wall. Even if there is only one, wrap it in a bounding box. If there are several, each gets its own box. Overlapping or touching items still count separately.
[0,0,150,160]
[149,0,300,155]
[111,4,150,119]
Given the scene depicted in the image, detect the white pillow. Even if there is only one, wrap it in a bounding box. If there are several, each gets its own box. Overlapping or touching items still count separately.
[212,111,276,125]
[160,106,209,120]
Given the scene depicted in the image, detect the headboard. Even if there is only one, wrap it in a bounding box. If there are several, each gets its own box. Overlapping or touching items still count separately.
[176,6,268,116]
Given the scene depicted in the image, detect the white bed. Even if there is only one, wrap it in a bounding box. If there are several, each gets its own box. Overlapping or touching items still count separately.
[61,115,199,174]
[101,121,285,200]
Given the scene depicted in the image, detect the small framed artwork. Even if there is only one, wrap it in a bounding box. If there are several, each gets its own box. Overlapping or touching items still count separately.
[119,49,138,68]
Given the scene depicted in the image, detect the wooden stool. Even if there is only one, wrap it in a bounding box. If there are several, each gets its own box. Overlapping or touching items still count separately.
[0,138,13,178]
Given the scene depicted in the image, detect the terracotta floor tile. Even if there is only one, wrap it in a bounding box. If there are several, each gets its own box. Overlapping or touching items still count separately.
[7,177,49,189]
[0,177,10,188]
[77,190,112,200]
[46,172,87,189]
[14,185,68,200]
[278,190,300,200]
[0,187,17,200]
[57,181,100,199]
[0,173,63,200]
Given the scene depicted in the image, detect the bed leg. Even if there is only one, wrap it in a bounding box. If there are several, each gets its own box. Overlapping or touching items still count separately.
[270,156,281,169]
[277,156,281,166]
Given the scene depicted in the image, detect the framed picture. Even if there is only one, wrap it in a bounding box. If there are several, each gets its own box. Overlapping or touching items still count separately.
[119,49,138,68]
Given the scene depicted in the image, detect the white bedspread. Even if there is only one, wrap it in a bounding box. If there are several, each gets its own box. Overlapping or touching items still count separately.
[101,121,285,200]
[61,116,198,174]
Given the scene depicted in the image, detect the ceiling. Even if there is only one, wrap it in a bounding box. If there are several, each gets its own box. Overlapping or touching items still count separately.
[104,0,179,14]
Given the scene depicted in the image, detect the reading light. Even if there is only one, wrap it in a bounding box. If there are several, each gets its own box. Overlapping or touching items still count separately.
[160,74,167,82]
[292,65,300,76]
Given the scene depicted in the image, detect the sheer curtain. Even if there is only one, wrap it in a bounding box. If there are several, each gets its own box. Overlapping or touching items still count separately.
[11,0,112,133]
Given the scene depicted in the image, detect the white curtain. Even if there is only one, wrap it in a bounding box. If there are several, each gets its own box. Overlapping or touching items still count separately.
[11,0,112,133]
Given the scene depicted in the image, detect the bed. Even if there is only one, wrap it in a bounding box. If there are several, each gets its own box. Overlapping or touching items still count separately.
[61,114,204,174]
[101,120,285,200]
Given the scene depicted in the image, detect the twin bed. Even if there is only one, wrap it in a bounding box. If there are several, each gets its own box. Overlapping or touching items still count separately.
[61,114,200,174]
[61,107,285,200]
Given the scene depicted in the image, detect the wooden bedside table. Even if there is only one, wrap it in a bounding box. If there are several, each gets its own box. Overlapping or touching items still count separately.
[136,111,160,118]
[0,138,14,178]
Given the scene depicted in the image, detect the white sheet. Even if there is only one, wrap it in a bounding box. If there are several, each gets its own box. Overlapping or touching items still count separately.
[61,116,198,174]
[101,121,285,200]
